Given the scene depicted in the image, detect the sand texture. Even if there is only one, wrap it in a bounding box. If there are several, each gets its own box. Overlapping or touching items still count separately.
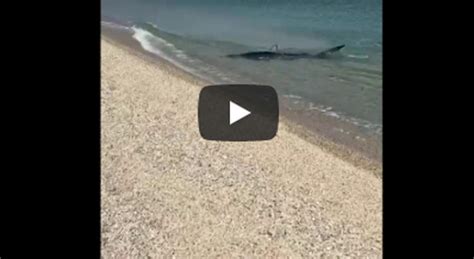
[101,38,382,258]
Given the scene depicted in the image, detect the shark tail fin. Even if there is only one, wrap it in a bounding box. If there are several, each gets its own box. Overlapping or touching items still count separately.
[315,44,345,58]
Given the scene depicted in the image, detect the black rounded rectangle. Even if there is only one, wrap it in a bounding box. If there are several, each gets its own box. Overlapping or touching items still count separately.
[198,84,279,141]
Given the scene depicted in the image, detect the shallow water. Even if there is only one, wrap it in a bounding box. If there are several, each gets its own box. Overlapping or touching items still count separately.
[101,0,382,152]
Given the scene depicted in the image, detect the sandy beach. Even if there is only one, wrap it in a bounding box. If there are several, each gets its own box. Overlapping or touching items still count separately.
[101,36,382,257]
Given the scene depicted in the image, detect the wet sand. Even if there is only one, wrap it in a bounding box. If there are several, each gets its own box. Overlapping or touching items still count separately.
[101,36,382,257]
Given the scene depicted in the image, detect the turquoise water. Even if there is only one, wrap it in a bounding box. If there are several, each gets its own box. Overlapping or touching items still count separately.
[102,0,382,135]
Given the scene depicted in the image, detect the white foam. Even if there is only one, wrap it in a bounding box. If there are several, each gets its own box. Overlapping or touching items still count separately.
[326,111,340,118]
[131,26,202,77]
[303,101,382,135]
[347,54,369,59]
[131,26,237,84]
[101,21,131,31]
[283,94,302,99]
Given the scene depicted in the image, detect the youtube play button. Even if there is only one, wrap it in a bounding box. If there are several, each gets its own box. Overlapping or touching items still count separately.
[198,84,279,141]
[229,101,251,125]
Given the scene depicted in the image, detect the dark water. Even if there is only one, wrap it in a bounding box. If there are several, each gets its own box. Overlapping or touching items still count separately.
[102,0,382,147]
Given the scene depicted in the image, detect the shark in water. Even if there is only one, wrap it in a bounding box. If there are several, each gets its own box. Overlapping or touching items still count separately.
[227,44,345,61]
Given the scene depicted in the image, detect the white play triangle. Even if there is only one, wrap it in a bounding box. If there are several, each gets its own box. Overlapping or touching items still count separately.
[229,101,251,125]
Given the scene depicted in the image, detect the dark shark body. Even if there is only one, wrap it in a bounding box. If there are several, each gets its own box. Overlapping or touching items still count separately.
[227,44,345,61]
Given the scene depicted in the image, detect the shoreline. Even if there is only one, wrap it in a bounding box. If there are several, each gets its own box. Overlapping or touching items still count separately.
[101,33,382,257]
[101,25,382,175]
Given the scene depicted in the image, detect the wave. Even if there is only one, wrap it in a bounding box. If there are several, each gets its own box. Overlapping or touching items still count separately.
[131,26,193,71]
[347,54,370,59]
[130,23,236,84]
[101,21,132,31]
[282,94,302,99]
[282,95,382,135]
[306,102,382,135]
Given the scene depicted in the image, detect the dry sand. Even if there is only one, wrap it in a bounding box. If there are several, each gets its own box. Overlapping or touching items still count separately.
[101,37,382,258]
